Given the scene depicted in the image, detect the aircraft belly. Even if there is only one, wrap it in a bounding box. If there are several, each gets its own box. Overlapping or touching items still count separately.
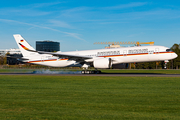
[57,60,77,67]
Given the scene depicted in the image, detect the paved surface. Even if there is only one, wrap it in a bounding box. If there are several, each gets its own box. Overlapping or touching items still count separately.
[0,73,180,77]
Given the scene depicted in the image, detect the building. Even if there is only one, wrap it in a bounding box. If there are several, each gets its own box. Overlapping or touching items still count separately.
[7,54,23,65]
[36,41,60,52]
[0,49,21,56]
[0,49,22,65]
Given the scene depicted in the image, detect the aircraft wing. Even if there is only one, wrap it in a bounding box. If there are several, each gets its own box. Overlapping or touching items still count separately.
[7,56,29,61]
[30,50,93,61]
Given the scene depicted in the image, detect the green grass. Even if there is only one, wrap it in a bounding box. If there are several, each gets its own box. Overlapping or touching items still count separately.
[101,69,180,74]
[0,68,34,73]
[0,76,180,119]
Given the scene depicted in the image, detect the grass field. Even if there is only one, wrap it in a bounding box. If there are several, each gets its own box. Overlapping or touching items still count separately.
[0,69,34,73]
[101,69,180,74]
[0,75,180,119]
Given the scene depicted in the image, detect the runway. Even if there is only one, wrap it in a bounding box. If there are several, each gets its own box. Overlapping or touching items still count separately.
[0,73,180,77]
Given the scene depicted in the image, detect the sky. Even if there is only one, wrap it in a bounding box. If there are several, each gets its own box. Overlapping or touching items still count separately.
[0,0,180,51]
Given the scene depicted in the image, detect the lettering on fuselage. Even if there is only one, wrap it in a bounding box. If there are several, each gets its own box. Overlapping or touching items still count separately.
[96,48,154,57]
[97,51,120,56]
[128,49,148,54]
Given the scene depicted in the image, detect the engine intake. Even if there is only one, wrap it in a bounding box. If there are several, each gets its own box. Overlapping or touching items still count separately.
[93,58,112,69]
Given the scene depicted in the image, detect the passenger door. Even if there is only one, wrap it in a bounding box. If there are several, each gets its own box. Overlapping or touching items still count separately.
[123,50,127,56]
[155,48,159,54]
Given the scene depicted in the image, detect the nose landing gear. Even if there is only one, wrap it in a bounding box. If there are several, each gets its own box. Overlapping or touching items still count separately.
[164,60,169,69]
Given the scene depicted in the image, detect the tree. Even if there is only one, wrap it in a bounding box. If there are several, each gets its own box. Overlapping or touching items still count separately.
[0,55,6,65]
[171,44,180,69]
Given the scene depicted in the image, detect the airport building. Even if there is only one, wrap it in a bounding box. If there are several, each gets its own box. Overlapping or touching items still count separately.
[36,41,60,52]
[0,49,21,55]
[0,49,22,65]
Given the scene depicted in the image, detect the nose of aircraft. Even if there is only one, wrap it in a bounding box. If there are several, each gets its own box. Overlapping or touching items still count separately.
[173,52,178,59]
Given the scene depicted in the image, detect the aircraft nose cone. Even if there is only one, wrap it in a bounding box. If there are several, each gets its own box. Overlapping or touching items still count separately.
[173,53,178,59]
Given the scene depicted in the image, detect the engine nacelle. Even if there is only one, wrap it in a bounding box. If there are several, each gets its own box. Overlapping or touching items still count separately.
[93,58,112,69]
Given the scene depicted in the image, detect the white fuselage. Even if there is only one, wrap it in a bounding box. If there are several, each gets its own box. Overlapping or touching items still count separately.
[25,45,177,68]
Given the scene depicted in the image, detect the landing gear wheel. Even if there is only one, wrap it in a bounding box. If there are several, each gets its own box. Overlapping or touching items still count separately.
[96,70,101,74]
[91,70,95,74]
[86,70,90,74]
[81,70,85,74]
[164,60,168,69]
[81,70,101,74]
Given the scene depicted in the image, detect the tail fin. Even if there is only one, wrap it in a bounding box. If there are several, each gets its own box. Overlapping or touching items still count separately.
[13,34,38,57]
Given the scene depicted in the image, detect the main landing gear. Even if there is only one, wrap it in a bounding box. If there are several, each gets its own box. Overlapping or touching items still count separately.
[81,64,101,74]
[81,70,101,74]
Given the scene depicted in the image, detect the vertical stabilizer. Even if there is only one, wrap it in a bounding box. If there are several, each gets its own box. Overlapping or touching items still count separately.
[13,34,39,57]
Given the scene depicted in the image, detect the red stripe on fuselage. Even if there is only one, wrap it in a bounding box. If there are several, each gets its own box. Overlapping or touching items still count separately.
[28,59,68,63]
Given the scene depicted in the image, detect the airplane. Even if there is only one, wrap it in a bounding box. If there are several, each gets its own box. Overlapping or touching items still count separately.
[13,34,178,74]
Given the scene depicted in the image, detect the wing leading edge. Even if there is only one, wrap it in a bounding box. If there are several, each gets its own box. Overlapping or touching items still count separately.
[37,51,93,61]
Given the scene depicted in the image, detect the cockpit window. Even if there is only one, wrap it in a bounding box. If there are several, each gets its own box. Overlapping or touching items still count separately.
[166,49,172,52]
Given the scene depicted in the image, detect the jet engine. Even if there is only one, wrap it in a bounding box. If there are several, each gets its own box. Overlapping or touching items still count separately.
[93,58,112,69]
